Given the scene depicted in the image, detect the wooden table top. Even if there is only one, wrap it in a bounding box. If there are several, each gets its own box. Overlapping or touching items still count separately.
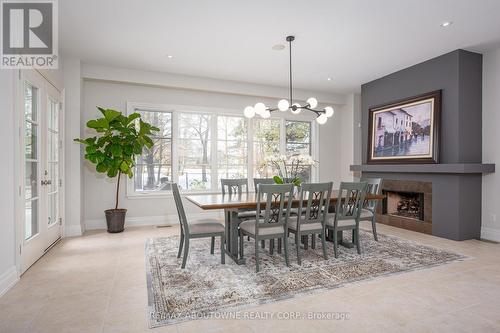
[186,191,385,210]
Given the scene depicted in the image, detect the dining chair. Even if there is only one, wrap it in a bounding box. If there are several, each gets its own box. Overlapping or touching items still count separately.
[239,183,294,272]
[172,183,225,269]
[325,182,368,258]
[253,178,288,251]
[253,178,275,192]
[221,178,257,219]
[221,178,249,195]
[288,182,332,265]
[359,177,382,241]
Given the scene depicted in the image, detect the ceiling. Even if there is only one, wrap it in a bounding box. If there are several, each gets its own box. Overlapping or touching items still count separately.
[60,0,500,94]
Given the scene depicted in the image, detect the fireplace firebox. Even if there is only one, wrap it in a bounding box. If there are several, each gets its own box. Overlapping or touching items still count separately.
[375,179,432,234]
[382,190,425,221]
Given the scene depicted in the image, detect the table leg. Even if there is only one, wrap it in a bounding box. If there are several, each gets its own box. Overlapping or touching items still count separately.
[326,229,354,248]
[224,208,246,265]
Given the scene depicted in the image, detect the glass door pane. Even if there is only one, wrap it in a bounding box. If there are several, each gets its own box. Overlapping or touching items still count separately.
[25,83,39,240]
[47,98,59,225]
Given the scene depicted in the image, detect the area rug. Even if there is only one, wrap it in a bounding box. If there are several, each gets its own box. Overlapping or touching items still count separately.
[145,230,464,327]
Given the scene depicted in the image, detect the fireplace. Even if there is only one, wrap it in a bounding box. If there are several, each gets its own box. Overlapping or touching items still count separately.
[383,190,424,221]
[376,179,432,234]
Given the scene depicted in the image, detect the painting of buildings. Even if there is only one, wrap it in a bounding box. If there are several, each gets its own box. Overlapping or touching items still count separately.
[368,91,440,163]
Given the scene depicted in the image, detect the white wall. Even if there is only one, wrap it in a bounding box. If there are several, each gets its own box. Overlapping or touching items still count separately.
[481,47,500,242]
[80,76,347,229]
[337,93,360,182]
[0,70,18,296]
[63,57,85,237]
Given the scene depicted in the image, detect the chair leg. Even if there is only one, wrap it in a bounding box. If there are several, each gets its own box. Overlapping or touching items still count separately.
[277,238,282,254]
[177,233,184,258]
[333,230,338,258]
[270,239,274,255]
[355,228,361,255]
[296,233,302,265]
[303,235,309,250]
[220,235,225,264]
[321,231,328,260]
[283,235,289,267]
[210,236,215,254]
[311,234,316,249]
[255,238,260,273]
[181,238,189,269]
[239,232,244,259]
[371,215,378,241]
[261,240,265,249]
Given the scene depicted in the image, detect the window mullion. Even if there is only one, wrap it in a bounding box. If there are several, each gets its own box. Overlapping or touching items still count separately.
[171,111,179,185]
[210,114,218,190]
[280,118,286,155]
[247,118,253,186]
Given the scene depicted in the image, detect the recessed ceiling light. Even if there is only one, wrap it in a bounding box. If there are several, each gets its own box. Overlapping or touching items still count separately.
[440,21,453,27]
[272,44,285,51]
[166,54,173,59]
[327,77,333,81]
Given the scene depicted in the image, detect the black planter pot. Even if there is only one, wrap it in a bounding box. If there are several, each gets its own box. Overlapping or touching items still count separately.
[105,209,127,233]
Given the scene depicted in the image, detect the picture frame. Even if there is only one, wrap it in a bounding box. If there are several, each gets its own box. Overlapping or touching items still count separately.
[367,90,441,164]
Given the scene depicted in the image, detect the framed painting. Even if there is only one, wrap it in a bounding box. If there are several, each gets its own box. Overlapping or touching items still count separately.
[367,90,441,164]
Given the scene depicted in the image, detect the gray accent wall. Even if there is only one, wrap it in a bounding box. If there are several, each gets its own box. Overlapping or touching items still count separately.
[359,49,485,241]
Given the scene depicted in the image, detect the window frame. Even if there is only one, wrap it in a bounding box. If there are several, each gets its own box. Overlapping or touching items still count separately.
[126,102,319,198]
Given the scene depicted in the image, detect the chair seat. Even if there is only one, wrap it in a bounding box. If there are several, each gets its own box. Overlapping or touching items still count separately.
[289,208,306,216]
[288,218,323,232]
[237,210,259,219]
[325,218,357,228]
[188,221,224,235]
[239,220,285,236]
[360,208,374,219]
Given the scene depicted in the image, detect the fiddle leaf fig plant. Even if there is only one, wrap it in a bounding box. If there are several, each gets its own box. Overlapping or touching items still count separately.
[75,107,159,210]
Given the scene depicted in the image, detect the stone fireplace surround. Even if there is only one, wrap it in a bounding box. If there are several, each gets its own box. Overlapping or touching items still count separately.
[377,179,432,234]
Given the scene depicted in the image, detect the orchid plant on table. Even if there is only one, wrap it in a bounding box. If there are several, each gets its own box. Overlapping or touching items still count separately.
[265,154,316,186]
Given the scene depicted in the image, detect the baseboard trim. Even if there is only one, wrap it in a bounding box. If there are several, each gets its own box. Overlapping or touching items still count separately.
[0,266,19,298]
[84,212,223,231]
[481,226,500,242]
[64,224,83,237]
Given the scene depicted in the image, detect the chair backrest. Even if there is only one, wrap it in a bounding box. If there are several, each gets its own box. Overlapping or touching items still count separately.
[255,183,294,235]
[221,178,248,195]
[334,181,368,225]
[171,183,189,235]
[362,177,382,211]
[297,182,333,228]
[253,178,275,192]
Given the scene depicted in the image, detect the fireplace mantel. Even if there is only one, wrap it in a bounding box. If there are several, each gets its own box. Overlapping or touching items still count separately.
[350,163,495,174]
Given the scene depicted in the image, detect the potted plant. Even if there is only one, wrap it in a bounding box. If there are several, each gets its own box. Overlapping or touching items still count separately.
[266,154,316,187]
[75,107,159,233]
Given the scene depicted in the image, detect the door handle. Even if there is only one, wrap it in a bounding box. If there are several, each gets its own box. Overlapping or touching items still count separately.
[41,180,47,186]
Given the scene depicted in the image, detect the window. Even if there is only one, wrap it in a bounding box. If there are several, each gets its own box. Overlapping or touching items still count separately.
[127,104,317,195]
[217,115,247,186]
[134,110,172,192]
[286,121,312,182]
[178,113,212,191]
[253,118,280,178]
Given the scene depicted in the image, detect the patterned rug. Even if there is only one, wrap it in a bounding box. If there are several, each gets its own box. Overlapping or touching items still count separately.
[145,230,464,327]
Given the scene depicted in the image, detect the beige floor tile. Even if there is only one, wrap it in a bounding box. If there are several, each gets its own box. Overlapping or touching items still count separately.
[0,225,499,332]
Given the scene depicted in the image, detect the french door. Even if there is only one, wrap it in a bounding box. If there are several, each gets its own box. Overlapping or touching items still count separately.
[19,70,63,273]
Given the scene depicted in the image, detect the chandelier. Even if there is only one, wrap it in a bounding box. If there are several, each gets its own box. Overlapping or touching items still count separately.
[243,35,334,124]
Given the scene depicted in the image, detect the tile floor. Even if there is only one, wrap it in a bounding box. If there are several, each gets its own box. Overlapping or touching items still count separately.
[1,222,499,333]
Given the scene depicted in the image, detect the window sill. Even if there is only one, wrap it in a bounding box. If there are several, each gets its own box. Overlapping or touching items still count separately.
[126,190,222,199]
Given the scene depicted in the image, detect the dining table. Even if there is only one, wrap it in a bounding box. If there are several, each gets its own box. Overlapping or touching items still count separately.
[186,190,385,264]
